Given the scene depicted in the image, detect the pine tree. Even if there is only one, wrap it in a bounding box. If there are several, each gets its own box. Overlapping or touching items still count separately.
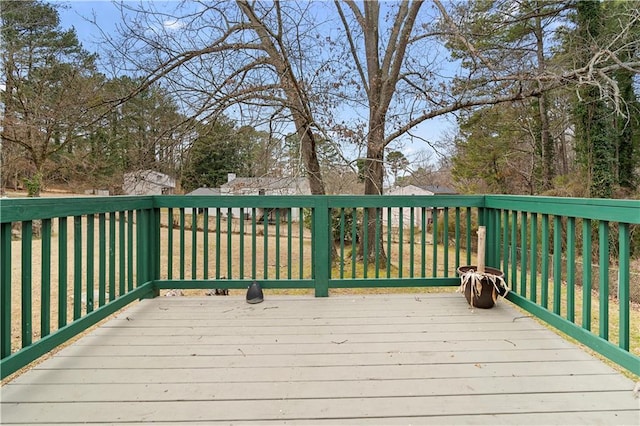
[1,0,102,195]
[181,119,255,192]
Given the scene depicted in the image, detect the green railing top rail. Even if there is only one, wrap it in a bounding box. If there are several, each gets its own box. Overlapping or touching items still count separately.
[0,196,154,222]
[1,194,480,223]
[484,195,640,223]
[2,194,638,223]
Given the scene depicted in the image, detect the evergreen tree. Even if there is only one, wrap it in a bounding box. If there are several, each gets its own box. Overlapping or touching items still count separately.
[452,104,535,194]
[386,151,409,186]
[573,0,615,198]
[443,0,570,192]
[0,0,103,195]
[181,119,256,192]
[614,66,640,191]
[606,2,640,192]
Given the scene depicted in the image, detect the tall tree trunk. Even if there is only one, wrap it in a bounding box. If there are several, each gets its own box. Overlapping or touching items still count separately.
[615,67,638,191]
[538,95,554,190]
[339,0,422,263]
[362,133,386,196]
[558,127,569,176]
[292,113,325,195]
[359,120,387,263]
[575,0,614,198]
[534,3,554,191]
[238,0,327,195]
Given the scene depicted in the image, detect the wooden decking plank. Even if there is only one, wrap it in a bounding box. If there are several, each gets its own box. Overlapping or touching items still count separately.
[12,411,640,426]
[56,338,575,357]
[123,296,513,315]
[103,314,531,326]
[69,329,557,346]
[37,349,593,370]
[7,360,620,385]
[2,375,634,403]
[2,392,637,424]
[87,323,540,336]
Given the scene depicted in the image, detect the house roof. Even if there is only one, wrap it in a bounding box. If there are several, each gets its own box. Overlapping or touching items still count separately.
[187,187,221,196]
[420,185,456,194]
[124,170,176,188]
[386,184,457,195]
[221,177,310,194]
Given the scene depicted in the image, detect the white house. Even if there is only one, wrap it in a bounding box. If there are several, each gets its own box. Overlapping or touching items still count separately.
[185,187,221,216]
[220,174,311,196]
[383,184,456,229]
[220,174,311,221]
[122,170,176,195]
[186,174,311,221]
[386,184,456,197]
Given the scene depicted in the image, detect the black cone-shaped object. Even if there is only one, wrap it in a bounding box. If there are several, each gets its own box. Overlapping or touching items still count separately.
[246,281,264,304]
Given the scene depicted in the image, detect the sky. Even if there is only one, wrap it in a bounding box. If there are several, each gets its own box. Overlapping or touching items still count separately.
[57,1,120,47]
[54,1,456,170]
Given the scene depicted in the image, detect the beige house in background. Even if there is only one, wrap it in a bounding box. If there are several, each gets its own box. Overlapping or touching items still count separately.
[221,174,311,221]
[122,170,176,195]
[184,187,221,216]
[220,173,311,196]
[383,184,457,229]
[188,174,311,221]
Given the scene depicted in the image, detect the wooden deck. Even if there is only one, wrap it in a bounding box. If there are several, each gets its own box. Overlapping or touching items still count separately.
[1,293,638,425]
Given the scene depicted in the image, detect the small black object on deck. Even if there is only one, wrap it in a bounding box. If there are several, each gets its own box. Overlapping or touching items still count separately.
[246,281,264,304]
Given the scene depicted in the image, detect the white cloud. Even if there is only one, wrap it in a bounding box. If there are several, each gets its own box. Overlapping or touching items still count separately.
[163,19,184,31]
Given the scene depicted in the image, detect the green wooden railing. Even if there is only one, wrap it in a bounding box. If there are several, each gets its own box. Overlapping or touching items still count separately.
[482,196,639,375]
[1,195,638,379]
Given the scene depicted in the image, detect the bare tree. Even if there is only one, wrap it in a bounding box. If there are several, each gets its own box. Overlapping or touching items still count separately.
[102,0,333,194]
[100,1,640,195]
[1,0,106,195]
[328,0,639,259]
[236,1,326,194]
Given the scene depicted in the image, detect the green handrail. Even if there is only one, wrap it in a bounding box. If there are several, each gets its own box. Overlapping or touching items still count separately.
[484,195,640,375]
[1,196,157,379]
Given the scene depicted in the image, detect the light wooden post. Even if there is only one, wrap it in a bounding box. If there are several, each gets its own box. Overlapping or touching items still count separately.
[477,226,486,274]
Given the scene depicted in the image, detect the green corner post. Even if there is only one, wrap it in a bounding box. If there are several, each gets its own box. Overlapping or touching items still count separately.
[313,197,330,297]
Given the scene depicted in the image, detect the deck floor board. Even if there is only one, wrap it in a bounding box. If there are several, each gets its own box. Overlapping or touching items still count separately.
[2,294,638,425]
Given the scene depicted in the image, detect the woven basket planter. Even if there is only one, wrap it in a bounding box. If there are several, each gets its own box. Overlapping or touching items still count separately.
[457,266,508,309]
